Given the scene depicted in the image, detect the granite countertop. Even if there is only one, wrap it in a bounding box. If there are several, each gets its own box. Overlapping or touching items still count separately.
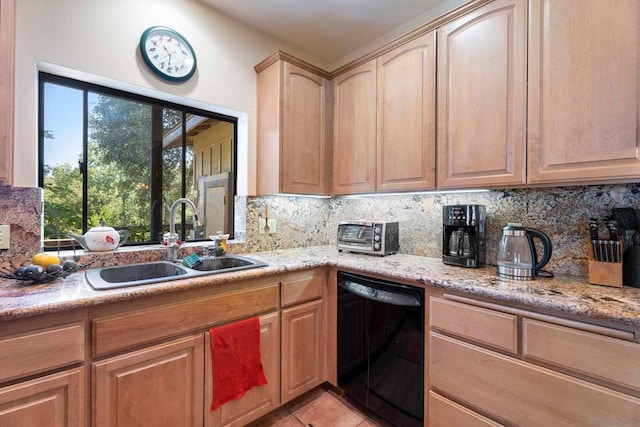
[1,245,639,329]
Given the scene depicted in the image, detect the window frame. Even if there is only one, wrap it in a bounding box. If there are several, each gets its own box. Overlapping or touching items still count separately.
[38,72,238,248]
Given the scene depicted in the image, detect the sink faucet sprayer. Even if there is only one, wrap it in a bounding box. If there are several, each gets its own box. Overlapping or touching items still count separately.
[167,198,202,262]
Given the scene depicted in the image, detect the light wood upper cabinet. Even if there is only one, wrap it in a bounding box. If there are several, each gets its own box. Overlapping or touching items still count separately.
[528,0,640,184]
[0,0,14,185]
[256,53,330,195]
[332,32,436,195]
[377,31,436,192]
[333,60,377,194]
[437,0,527,189]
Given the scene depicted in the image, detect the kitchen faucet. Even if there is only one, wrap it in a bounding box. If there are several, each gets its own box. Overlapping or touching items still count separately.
[167,198,201,262]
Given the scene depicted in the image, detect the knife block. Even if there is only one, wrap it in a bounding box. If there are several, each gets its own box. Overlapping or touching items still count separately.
[587,243,623,288]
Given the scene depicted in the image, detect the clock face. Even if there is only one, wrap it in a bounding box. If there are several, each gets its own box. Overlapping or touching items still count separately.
[140,27,197,82]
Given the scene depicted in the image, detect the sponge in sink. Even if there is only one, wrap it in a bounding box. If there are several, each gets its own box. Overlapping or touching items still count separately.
[182,253,202,268]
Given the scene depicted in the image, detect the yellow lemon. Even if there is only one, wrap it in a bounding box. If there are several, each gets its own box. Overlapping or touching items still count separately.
[31,253,49,266]
[32,253,61,268]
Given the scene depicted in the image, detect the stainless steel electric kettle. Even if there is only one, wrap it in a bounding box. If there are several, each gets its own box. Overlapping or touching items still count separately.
[497,223,552,279]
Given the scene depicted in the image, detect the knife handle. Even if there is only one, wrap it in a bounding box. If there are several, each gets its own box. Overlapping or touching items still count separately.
[606,219,619,242]
[589,218,599,241]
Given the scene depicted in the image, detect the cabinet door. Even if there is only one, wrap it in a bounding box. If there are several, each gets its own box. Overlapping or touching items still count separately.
[0,0,14,184]
[333,60,377,194]
[282,62,328,195]
[528,0,640,184]
[437,0,527,188]
[0,367,84,427]
[281,299,324,404]
[93,335,204,427]
[378,31,436,192]
[206,312,280,427]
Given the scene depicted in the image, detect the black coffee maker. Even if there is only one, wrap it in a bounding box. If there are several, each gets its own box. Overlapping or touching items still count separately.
[443,204,486,267]
[623,230,640,287]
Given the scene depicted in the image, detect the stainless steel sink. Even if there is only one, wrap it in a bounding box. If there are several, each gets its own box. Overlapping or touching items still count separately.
[191,255,266,272]
[85,255,267,290]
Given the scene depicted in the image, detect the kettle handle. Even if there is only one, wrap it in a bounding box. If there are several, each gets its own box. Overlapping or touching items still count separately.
[526,228,552,273]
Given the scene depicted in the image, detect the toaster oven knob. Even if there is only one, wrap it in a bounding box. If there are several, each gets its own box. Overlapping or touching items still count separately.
[374,235,380,241]
[374,227,381,234]
[374,242,381,250]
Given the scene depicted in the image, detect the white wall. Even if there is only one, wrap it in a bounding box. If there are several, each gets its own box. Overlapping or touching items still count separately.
[13,0,316,192]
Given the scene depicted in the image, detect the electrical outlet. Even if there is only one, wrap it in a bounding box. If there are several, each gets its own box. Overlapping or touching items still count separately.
[0,225,10,250]
[259,218,277,234]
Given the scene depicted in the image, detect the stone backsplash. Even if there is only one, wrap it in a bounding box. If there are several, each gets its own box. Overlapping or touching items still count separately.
[249,183,640,277]
[326,184,640,277]
[1,183,638,277]
[0,186,42,268]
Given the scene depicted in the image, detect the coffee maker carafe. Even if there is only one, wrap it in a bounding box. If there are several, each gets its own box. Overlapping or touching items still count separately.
[443,205,486,267]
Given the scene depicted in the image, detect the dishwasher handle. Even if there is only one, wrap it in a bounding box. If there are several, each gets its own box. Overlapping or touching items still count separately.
[339,280,421,307]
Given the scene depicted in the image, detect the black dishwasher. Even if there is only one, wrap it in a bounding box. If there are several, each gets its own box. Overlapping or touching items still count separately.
[337,271,424,427]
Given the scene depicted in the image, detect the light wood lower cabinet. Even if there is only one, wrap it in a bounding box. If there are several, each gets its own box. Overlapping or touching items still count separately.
[0,367,85,427]
[0,321,85,384]
[90,271,326,427]
[522,318,640,393]
[429,297,517,354]
[93,334,205,427]
[431,332,640,427]
[206,312,280,427]
[429,295,640,426]
[281,299,324,404]
[428,391,503,427]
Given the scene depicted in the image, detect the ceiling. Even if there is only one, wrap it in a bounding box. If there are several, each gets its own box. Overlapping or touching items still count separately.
[200,0,450,66]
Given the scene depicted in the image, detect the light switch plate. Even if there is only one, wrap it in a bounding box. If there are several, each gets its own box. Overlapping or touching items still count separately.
[259,218,277,234]
[0,225,10,249]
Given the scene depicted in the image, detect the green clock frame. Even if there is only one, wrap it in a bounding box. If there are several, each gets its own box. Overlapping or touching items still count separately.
[139,26,197,83]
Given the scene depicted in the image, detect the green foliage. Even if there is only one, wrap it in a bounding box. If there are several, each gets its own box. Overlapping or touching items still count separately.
[43,93,198,244]
[43,164,83,238]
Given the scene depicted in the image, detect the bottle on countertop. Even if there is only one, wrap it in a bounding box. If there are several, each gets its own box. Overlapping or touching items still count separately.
[211,231,229,256]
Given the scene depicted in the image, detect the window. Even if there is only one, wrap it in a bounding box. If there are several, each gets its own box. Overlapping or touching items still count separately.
[38,73,237,248]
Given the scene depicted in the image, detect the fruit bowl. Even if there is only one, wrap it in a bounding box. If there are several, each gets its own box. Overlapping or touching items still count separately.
[0,261,91,284]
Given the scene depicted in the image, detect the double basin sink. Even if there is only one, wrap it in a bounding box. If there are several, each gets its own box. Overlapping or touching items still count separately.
[85,255,267,290]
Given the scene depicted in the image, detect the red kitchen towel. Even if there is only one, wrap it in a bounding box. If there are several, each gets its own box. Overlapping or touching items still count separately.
[209,317,268,410]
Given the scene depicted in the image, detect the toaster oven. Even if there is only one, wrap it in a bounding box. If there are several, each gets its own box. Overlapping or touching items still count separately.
[337,221,399,256]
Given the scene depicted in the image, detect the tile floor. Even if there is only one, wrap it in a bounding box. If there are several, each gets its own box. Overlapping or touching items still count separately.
[248,385,393,427]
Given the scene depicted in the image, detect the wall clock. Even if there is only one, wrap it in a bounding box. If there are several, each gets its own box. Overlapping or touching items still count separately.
[139,26,197,82]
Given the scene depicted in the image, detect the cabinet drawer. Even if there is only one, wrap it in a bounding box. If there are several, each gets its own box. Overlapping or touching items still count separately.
[429,391,503,427]
[281,271,324,307]
[523,318,640,393]
[93,284,279,356]
[430,332,640,426]
[0,322,85,383]
[430,297,517,354]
